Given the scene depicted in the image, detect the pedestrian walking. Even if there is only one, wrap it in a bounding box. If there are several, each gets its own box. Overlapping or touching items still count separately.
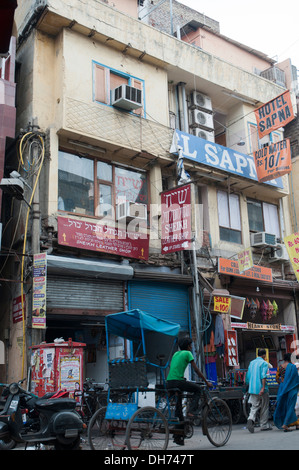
[245,348,272,432]
[273,353,299,432]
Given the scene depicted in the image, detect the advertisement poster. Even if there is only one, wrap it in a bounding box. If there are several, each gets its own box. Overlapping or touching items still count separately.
[237,247,253,273]
[253,139,292,183]
[32,253,47,329]
[12,295,26,324]
[284,232,299,281]
[161,184,192,254]
[57,216,149,260]
[213,296,231,313]
[254,90,295,139]
[60,356,81,393]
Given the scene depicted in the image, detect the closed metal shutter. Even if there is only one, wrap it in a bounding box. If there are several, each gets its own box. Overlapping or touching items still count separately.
[47,276,124,311]
[128,281,190,332]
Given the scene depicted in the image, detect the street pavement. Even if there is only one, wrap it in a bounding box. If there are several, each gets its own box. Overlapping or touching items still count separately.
[13,422,299,451]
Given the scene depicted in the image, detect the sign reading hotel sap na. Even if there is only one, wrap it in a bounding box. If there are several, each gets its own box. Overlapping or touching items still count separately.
[171,130,283,189]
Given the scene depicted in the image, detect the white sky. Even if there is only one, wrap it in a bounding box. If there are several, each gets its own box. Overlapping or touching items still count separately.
[178,0,299,70]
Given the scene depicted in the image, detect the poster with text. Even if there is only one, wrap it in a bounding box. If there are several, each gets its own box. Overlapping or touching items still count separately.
[254,90,295,139]
[32,253,47,329]
[284,232,299,281]
[161,184,192,254]
[253,139,292,183]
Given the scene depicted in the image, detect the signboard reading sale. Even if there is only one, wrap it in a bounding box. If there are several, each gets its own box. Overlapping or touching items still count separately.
[161,184,192,254]
[253,138,292,183]
[254,90,295,139]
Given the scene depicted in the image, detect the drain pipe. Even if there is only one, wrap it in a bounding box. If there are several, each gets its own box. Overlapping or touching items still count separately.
[177,82,189,133]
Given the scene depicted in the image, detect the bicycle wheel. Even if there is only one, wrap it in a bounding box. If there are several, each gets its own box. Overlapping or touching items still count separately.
[202,398,232,447]
[88,407,127,450]
[126,406,169,450]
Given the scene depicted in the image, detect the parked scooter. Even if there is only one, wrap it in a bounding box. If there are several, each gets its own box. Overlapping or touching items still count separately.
[0,380,85,450]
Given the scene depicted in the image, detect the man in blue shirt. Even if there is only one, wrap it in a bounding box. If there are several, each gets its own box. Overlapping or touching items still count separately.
[245,348,272,432]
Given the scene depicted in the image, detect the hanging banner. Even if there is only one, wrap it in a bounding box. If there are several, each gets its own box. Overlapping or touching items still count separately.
[283,232,299,281]
[254,90,295,139]
[237,247,253,273]
[32,253,47,329]
[253,138,292,183]
[161,184,192,254]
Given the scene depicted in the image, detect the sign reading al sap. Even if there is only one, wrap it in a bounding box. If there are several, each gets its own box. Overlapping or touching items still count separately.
[254,90,295,139]
[171,130,283,189]
[254,138,292,183]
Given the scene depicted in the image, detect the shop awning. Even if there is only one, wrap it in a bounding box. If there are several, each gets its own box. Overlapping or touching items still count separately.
[46,254,134,280]
[0,0,17,56]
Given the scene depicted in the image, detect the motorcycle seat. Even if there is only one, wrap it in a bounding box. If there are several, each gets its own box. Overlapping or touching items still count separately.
[35,398,77,412]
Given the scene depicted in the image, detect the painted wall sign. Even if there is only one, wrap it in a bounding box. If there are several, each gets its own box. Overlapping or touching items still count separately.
[254,90,295,139]
[161,184,192,253]
[254,138,292,183]
[218,257,273,283]
[171,130,283,189]
[57,216,149,260]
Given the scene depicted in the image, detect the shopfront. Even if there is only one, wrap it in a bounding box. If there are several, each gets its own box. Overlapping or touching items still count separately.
[44,255,133,383]
[217,258,299,378]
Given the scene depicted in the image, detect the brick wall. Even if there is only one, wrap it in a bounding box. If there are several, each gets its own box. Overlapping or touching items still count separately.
[147,0,219,36]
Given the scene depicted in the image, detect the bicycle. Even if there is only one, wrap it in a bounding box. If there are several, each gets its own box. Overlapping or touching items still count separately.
[87,310,232,450]
[75,379,108,425]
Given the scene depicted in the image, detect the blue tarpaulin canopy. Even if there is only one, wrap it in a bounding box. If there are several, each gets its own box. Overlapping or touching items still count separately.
[105,309,180,343]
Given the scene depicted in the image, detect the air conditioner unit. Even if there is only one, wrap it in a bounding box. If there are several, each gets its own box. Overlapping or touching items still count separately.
[190,91,213,112]
[269,243,289,262]
[190,110,214,130]
[111,84,142,111]
[250,232,277,247]
[191,128,215,142]
[116,201,147,221]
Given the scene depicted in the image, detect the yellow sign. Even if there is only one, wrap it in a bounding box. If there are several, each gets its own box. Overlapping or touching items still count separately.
[284,233,298,281]
[237,248,253,273]
[214,296,231,313]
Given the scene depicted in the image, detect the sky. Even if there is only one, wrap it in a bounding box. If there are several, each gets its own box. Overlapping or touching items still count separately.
[178,0,299,70]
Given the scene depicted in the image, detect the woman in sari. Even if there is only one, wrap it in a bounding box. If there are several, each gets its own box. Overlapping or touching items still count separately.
[274,353,299,432]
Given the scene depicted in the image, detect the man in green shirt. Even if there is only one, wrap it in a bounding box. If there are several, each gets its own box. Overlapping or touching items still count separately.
[166,336,212,445]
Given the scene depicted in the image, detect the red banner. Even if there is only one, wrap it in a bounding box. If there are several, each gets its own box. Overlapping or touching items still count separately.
[254,90,294,139]
[57,216,149,260]
[253,138,292,182]
[161,184,192,254]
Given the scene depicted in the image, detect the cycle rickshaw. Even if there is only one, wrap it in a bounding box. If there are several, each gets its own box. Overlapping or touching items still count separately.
[88,309,232,450]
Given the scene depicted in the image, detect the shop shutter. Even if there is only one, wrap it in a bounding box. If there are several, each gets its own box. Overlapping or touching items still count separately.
[128,281,190,332]
[47,275,124,311]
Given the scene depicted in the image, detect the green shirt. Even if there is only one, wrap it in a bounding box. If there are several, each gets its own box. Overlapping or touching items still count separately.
[167,350,194,381]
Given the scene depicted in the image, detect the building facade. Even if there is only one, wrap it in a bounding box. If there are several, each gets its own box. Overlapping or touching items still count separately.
[0,0,298,387]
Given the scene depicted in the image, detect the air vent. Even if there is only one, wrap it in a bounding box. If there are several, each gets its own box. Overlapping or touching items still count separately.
[269,243,289,262]
[111,85,142,110]
[190,91,212,112]
[190,128,215,142]
[250,232,277,247]
[190,110,214,130]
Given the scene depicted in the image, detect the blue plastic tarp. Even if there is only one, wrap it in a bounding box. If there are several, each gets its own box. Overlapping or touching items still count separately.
[105,309,180,342]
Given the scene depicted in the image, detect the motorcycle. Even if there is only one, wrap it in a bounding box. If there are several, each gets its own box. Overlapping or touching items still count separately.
[0,380,85,450]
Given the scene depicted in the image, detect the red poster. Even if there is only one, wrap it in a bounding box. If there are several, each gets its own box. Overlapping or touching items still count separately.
[161,184,192,254]
[57,216,149,260]
[254,90,295,139]
[12,295,26,324]
[253,138,292,183]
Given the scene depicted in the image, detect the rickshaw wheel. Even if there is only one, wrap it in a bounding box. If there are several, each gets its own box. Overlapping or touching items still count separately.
[202,398,232,447]
[126,406,169,450]
[88,407,127,450]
